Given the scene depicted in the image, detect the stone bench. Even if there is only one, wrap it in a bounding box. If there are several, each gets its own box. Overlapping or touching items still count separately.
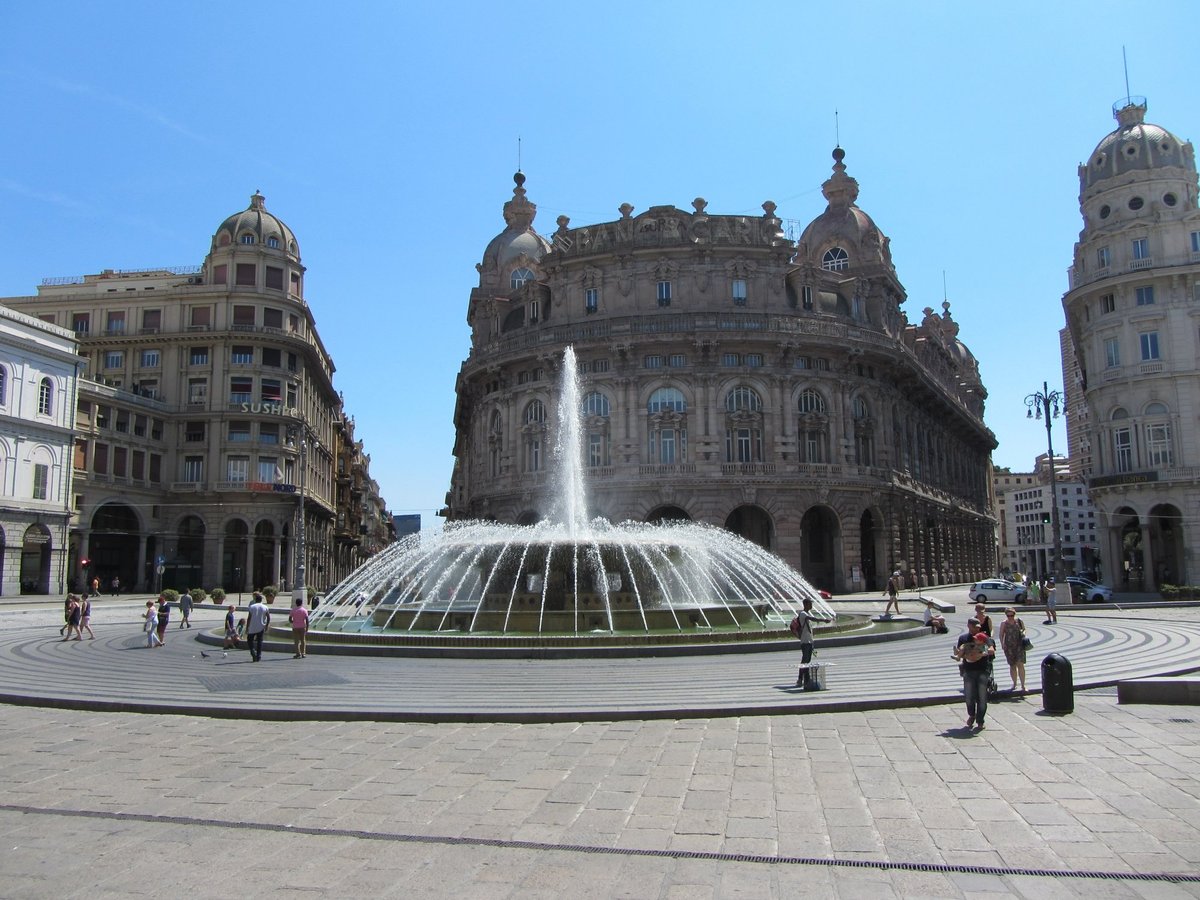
[1117,676,1200,705]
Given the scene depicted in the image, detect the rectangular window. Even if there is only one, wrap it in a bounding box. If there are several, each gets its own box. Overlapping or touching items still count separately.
[190,306,211,328]
[290,272,301,296]
[115,411,129,433]
[212,264,227,285]
[149,453,162,483]
[231,346,253,365]
[261,348,281,368]
[133,415,147,437]
[105,311,125,334]
[93,443,108,474]
[230,377,253,404]
[261,378,282,402]
[72,313,90,334]
[257,457,279,483]
[734,428,754,463]
[528,300,539,323]
[1132,237,1150,260]
[656,280,672,307]
[643,355,663,369]
[131,450,145,481]
[659,429,676,464]
[226,456,249,483]
[190,347,209,365]
[1146,423,1173,467]
[1140,331,1160,360]
[259,423,280,445]
[1104,337,1120,368]
[722,353,740,366]
[801,285,813,311]
[1097,246,1110,269]
[263,308,283,329]
[228,421,252,443]
[112,446,127,478]
[732,279,747,306]
[668,354,686,367]
[745,353,763,367]
[585,288,599,313]
[183,456,204,483]
[814,358,830,371]
[139,349,160,368]
[794,357,810,370]
[286,383,298,408]
[1136,285,1155,306]
[1100,293,1115,314]
[592,359,610,373]
[265,266,284,290]
[587,434,604,468]
[235,263,256,286]
[233,305,256,328]
[32,464,48,500]
[187,378,208,405]
[141,309,161,332]
[104,351,123,369]
[1113,428,1133,473]
[185,421,206,442]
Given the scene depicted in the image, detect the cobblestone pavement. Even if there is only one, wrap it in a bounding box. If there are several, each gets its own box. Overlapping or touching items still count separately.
[1,598,1198,897]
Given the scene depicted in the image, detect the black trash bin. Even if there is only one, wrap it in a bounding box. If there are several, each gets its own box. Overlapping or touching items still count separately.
[1042,653,1074,713]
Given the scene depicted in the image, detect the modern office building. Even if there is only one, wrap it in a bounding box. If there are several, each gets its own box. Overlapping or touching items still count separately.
[0,306,83,595]
[446,152,998,593]
[2,193,391,595]
[1062,97,1200,589]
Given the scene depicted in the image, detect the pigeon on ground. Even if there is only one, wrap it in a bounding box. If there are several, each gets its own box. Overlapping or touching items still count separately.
[200,651,210,658]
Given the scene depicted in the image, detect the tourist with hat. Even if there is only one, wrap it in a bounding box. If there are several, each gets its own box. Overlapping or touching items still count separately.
[882,570,902,617]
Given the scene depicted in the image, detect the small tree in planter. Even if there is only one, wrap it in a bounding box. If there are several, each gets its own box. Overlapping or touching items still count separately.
[189,588,207,607]
[210,588,226,604]
[262,585,279,605]
[160,588,180,605]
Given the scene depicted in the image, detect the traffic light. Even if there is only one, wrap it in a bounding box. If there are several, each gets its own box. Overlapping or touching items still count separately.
[80,558,89,567]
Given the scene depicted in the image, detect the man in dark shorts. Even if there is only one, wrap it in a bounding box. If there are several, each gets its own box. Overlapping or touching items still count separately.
[953,618,995,730]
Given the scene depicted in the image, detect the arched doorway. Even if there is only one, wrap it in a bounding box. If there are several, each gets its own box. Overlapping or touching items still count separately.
[1149,504,1184,586]
[89,504,140,592]
[224,520,249,591]
[166,515,205,591]
[724,505,773,551]
[1115,507,1143,590]
[646,505,691,523]
[859,509,879,592]
[20,524,52,594]
[800,506,839,593]
[253,520,276,590]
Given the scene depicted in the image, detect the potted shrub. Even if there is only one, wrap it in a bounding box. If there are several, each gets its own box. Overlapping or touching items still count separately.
[160,588,180,605]
[210,587,226,604]
[189,588,207,607]
[262,585,279,605]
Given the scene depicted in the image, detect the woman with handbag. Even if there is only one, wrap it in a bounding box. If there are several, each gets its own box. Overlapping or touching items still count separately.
[998,607,1029,692]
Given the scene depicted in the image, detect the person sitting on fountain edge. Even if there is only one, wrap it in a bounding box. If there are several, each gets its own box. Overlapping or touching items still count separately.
[791,597,834,690]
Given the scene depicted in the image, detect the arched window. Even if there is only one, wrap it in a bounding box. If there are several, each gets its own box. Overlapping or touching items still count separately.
[581,392,611,467]
[851,395,873,466]
[1110,407,1132,473]
[488,410,503,478]
[724,387,763,463]
[266,236,280,249]
[724,386,762,412]
[647,388,687,464]
[522,400,546,472]
[822,247,849,271]
[239,233,256,245]
[852,396,869,420]
[797,389,828,463]
[37,378,53,416]
[510,267,535,290]
[1144,402,1173,467]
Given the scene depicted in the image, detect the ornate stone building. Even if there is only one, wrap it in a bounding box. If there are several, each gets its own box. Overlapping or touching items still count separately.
[446,151,997,593]
[1063,97,1200,590]
[2,194,391,595]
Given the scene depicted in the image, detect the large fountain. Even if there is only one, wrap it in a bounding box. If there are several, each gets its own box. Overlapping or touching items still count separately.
[307,347,837,647]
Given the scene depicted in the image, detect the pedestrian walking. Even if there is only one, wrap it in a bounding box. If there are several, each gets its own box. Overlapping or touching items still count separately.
[144,601,163,648]
[90,576,100,597]
[155,596,170,645]
[973,602,993,636]
[223,605,240,650]
[59,595,72,636]
[110,575,120,597]
[245,592,270,662]
[290,597,309,658]
[79,594,95,640]
[882,571,902,617]
[790,597,832,689]
[953,618,996,730]
[1043,579,1058,625]
[998,608,1028,692]
[60,595,83,641]
[179,591,193,629]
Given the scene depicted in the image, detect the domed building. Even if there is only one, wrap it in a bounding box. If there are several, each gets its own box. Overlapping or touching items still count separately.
[1,193,393,596]
[1063,98,1200,589]
[446,152,997,592]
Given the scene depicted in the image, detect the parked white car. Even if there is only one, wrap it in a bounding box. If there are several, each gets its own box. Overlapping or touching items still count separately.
[968,579,1027,604]
[1066,576,1113,603]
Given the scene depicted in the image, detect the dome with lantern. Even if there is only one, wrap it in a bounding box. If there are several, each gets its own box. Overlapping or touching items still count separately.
[210,191,300,259]
[479,172,551,282]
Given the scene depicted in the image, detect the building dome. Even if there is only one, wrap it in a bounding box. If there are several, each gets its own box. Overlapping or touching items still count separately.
[480,173,551,276]
[1083,99,1194,191]
[211,192,300,258]
[797,148,894,272]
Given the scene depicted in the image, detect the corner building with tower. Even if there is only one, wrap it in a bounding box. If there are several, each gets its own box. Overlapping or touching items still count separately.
[1063,98,1200,590]
[446,152,997,594]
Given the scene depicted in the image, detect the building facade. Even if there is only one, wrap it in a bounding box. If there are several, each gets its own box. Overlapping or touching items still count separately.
[1063,98,1200,590]
[0,306,82,595]
[445,153,998,593]
[2,194,391,595]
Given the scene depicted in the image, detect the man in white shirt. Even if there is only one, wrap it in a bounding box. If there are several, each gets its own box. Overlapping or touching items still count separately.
[246,593,271,662]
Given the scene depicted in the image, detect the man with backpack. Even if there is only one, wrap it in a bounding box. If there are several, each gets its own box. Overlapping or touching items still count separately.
[790,597,833,690]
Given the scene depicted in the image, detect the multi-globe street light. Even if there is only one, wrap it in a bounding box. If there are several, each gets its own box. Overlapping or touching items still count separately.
[1025,381,1066,585]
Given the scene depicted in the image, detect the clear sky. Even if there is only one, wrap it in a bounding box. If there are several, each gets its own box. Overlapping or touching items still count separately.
[2,2,1196,528]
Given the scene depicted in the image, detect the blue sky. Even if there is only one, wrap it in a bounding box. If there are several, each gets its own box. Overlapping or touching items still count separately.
[2,2,1196,527]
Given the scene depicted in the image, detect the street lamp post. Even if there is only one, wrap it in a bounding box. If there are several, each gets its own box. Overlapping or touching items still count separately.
[1025,381,1066,584]
[294,431,308,605]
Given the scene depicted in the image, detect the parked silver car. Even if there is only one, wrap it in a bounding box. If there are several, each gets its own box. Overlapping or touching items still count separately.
[1066,576,1113,603]
[968,579,1027,604]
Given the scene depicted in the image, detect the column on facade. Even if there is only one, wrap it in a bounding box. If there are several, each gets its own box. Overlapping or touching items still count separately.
[215,535,225,590]
[135,534,148,593]
[1140,522,1155,591]
[76,530,90,590]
